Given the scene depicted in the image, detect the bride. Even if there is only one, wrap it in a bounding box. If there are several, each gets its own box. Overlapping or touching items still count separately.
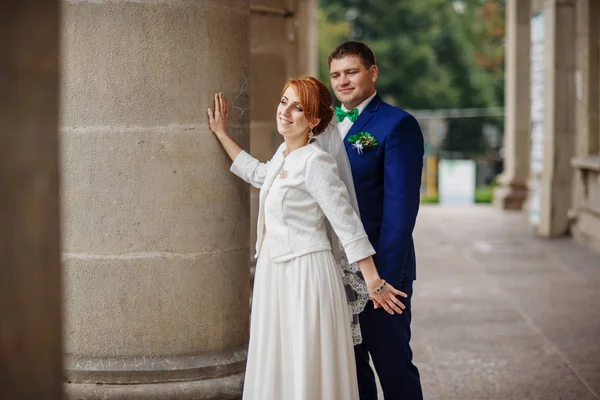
[207,76,406,400]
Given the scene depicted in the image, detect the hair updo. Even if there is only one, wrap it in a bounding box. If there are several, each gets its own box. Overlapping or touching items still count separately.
[281,76,334,135]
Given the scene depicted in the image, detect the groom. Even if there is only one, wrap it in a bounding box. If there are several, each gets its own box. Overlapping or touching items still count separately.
[328,41,424,399]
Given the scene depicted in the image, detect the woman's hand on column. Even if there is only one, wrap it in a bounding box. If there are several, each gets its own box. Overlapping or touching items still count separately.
[208,92,229,138]
[207,92,242,161]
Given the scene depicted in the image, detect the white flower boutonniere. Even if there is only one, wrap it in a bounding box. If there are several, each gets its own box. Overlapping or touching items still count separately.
[347,132,379,155]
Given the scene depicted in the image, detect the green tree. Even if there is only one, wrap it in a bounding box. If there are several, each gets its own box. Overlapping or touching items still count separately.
[441,0,505,155]
[317,6,351,85]
[472,0,506,107]
[320,0,461,109]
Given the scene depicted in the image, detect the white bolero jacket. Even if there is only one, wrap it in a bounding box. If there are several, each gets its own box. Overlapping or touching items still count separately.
[230,141,375,264]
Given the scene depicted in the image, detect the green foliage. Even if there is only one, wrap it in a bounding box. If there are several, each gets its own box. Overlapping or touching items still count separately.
[475,185,494,203]
[347,132,379,146]
[420,193,439,204]
[419,185,494,205]
[320,0,462,109]
[317,7,351,88]
[318,0,505,156]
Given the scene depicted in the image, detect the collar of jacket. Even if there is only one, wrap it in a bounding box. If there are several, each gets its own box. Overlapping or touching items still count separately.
[344,94,383,143]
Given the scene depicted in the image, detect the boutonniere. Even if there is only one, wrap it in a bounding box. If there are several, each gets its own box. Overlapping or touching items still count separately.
[347,132,379,155]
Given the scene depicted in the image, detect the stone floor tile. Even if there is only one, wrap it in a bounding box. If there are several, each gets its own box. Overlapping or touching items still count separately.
[433,352,597,400]
[405,206,600,400]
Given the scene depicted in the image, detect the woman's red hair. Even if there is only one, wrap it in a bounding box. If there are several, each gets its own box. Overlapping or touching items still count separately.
[282,77,334,135]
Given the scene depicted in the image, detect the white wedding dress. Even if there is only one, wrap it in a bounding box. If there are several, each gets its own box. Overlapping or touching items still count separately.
[230,141,374,400]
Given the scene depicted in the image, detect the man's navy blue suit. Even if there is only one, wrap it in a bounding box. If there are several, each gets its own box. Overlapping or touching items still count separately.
[344,95,424,400]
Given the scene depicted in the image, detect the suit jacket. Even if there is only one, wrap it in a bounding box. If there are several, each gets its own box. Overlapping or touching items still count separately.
[343,95,424,287]
[230,141,375,264]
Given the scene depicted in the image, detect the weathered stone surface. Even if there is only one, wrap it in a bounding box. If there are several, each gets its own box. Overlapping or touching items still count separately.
[65,373,244,400]
[61,0,251,397]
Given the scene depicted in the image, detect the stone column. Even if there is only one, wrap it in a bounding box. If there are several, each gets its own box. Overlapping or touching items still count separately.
[571,0,600,251]
[494,0,531,210]
[247,0,316,276]
[0,1,62,399]
[61,1,251,398]
[295,0,318,77]
[249,0,290,260]
[573,0,600,158]
[536,0,577,237]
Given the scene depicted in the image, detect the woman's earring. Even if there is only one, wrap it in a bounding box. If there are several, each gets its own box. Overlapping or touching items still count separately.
[308,128,315,142]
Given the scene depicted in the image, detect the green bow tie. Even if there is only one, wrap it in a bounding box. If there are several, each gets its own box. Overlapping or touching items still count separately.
[335,107,358,123]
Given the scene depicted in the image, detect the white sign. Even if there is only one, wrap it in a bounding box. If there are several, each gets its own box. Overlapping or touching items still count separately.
[529,12,545,226]
[438,159,476,206]
[528,180,541,225]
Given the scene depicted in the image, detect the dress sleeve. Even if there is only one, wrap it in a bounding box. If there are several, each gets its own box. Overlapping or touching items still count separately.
[305,151,375,264]
[230,150,271,189]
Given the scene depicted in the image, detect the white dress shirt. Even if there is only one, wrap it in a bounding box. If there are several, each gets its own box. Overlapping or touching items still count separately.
[337,91,378,140]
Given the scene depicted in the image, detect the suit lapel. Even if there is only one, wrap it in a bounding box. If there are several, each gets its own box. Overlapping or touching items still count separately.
[344,95,382,150]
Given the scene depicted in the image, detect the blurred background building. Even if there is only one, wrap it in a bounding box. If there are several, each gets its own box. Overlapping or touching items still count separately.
[494,0,600,252]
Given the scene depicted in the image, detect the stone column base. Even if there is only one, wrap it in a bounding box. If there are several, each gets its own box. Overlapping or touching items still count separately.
[571,209,600,254]
[66,373,243,400]
[64,350,245,400]
[493,183,528,210]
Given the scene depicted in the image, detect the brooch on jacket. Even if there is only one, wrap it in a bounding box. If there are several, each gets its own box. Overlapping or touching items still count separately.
[347,132,379,155]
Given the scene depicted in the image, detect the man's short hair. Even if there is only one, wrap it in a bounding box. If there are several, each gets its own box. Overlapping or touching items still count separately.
[328,41,376,69]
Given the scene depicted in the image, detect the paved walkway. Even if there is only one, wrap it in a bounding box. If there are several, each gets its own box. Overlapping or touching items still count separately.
[397,205,600,399]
